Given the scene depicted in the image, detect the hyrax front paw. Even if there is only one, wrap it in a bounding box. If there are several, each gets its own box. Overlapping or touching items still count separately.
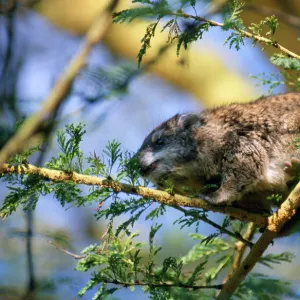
[284,157,300,177]
[199,189,236,206]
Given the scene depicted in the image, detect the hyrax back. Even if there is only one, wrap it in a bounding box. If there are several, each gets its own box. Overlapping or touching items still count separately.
[136,92,300,212]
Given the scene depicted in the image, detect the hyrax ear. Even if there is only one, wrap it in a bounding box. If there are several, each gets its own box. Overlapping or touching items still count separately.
[178,113,201,129]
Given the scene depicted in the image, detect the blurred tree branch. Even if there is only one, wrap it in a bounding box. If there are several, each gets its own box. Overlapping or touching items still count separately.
[49,241,85,259]
[0,0,118,165]
[0,0,17,13]
[33,0,257,107]
[24,119,60,298]
[30,0,300,107]
[169,11,300,60]
[245,4,300,29]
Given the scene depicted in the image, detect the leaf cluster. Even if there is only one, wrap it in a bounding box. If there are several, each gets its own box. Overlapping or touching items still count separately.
[249,15,278,40]
[112,0,299,91]
[76,223,209,299]
[0,122,296,299]
[235,273,292,300]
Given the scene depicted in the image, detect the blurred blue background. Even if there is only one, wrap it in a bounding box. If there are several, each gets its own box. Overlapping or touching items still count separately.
[1,1,300,299]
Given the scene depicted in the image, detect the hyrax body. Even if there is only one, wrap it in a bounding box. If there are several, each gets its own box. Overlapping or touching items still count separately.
[135,92,300,212]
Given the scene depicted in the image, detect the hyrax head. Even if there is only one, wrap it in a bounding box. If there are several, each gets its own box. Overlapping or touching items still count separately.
[134,113,204,189]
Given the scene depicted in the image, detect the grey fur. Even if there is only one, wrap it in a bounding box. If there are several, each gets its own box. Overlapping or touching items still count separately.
[135,92,300,212]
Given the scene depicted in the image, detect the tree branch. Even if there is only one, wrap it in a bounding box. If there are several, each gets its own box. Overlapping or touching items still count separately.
[169,11,300,60]
[205,1,300,29]
[0,163,268,227]
[172,206,254,248]
[222,222,256,284]
[50,238,223,290]
[2,168,300,298]
[217,181,300,299]
[101,279,223,290]
[245,4,300,29]
[0,0,119,166]
[49,241,86,259]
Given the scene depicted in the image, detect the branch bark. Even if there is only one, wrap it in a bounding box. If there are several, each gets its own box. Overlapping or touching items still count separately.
[0,163,268,227]
[170,11,300,60]
[222,222,256,284]
[1,166,300,298]
[217,181,300,299]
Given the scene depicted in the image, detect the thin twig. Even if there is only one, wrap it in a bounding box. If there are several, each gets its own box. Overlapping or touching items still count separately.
[217,182,300,299]
[49,237,223,290]
[169,11,300,60]
[49,241,86,259]
[222,222,256,284]
[0,0,119,166]
[172,206,254,248]
[101,279,223,290]
[205,1,300,29]
[217,229,276,300]
[24,110,61,298]
[245,4,300,29]
[25,198,35,296]
[0,163,268,227]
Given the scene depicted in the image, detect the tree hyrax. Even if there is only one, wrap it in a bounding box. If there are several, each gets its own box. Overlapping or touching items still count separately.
[135,92,300,212]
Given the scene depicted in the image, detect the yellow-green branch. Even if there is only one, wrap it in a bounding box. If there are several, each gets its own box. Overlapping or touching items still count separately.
[2,163,300,298]
[170,11,300,60]
[0,0,119,166]
[217,181,300,299]
[0,163,268,227]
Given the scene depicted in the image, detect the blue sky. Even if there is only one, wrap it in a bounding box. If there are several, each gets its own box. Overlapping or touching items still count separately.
[0,6,298,299]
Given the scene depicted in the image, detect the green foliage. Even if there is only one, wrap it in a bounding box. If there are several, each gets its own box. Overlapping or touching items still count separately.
[249,15,279,39]
[113,0,248,62]
[77,61,139,101]
[250,73,284,94]
[113,7,159,24]
[176,22,209,55]
[2,0,300,296]
[250,69,300,93]
[8,145,41,166]
[266,194,283,207]
[111,0,299,91]
[235,273,292,300]
[113,0,169,23]
[0,175,46,218]
[270,54,300,71]
[76,222,211,299]
[0,122,297,299]
[46,122,86,172]
[138,21,160,67]
[223,0,244,30]
[76,228,145,298]
[294,134,300,150]
[259,252,295,269]
[0,124,141,217]
[181,233,232,283]
[224,32,245,51]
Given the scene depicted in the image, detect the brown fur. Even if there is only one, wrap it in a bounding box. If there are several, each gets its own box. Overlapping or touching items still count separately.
[135,92,300,212]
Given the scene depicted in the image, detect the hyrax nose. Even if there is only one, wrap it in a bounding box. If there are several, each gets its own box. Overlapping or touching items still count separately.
[132,152,157,177]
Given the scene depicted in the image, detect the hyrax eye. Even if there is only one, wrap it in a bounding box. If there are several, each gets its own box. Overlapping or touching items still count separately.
[155,138,164,146]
